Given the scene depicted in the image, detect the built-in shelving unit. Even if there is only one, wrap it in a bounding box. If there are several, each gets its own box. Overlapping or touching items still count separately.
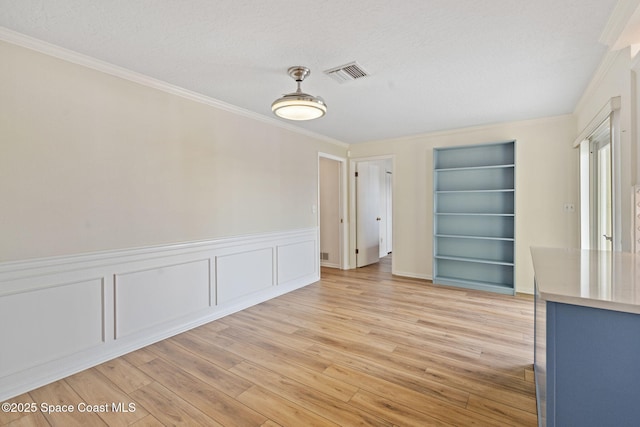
[433,141,515,295]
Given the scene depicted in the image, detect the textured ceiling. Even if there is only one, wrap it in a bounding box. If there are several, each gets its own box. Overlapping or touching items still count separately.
[0,0,621,143]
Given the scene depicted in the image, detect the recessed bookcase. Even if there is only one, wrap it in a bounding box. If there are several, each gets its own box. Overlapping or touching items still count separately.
[433,141,515,295]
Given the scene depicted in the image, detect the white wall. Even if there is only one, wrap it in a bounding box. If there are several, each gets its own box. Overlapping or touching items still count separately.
[0,38,340,400]
[349,115,578,294]
[0,40,347,261]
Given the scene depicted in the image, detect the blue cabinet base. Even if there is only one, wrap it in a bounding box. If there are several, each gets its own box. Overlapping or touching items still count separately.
[536,301,640,426]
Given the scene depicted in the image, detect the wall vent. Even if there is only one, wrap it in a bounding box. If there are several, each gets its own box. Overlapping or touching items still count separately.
[320,252,330,261]
[324,61,369,83]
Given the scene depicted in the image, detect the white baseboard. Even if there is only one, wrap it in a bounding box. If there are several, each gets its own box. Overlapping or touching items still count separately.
[320,261,341,269]
[0,228,319,401]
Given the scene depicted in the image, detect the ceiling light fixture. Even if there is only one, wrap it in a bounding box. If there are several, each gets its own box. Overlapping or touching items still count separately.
[272,66,327,121]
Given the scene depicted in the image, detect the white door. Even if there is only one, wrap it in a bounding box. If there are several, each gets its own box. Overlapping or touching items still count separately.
[356,161,381,267]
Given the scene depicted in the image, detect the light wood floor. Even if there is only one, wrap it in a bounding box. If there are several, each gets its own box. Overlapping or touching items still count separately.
[1,256,537,426]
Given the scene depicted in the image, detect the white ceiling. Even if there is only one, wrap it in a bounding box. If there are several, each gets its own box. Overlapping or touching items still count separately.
[0,0,624,144]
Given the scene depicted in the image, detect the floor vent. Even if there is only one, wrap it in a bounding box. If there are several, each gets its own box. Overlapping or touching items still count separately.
[324,61,369,83]
[320,252,330,261]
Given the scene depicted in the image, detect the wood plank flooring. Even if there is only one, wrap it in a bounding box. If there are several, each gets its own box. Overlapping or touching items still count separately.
[1,256,537,426]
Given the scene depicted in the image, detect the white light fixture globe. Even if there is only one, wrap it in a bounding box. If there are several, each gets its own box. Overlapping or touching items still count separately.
[272,66,327,121]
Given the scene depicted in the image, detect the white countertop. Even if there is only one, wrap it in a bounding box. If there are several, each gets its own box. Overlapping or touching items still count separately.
[531,247,640,315]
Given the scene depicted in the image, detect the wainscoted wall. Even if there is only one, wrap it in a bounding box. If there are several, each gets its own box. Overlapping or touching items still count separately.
[0,228,318,401]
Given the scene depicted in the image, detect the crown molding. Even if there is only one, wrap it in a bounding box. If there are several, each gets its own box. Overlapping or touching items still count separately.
[573,48,625,116]
[359,114,573,146]
[0,27,348,149]
[599,0,640,47]
[579,0,640,116]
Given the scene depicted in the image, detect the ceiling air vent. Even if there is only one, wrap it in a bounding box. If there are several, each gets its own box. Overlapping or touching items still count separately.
[324,61,369,83]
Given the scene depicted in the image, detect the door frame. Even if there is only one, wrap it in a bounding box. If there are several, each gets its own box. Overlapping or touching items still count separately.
[576,96,621,251]
[579,110,621,251]
[589,129,612,251]
[318,152,348,270]
[349,154,395,269]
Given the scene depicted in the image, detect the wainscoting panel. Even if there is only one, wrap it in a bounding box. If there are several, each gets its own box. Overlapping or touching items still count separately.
[0,227,318,401]
[0,278,104,378]
[216,248,274,304]
[114,259,211,339]
[277,239,317,285]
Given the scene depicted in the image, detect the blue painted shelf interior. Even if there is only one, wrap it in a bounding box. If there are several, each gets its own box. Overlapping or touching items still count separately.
[433,141,515,295]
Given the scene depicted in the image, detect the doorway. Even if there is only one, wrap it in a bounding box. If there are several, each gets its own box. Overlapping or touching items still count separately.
[318,153,348,270]
[350,156,394,269]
